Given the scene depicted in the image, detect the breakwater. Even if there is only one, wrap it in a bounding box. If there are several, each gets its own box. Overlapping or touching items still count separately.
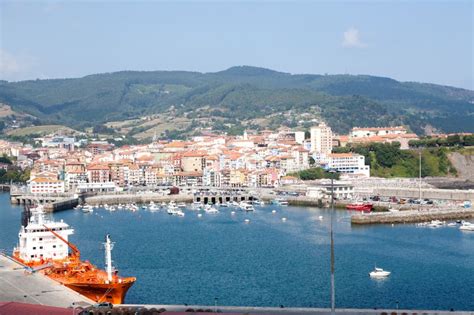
[84,193,193,205]
[351,208,474,225]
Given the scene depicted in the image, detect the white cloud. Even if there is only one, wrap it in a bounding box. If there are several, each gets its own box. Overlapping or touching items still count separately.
[342,27,367,48]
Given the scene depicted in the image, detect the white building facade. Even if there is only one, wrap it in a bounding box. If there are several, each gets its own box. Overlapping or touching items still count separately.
[310,123,333,154]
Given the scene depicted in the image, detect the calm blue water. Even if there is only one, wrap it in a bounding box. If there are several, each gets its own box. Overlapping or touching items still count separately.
[1,193,473,311]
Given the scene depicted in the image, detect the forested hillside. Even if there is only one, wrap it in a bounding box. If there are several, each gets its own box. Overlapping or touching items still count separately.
[0,66,473,135]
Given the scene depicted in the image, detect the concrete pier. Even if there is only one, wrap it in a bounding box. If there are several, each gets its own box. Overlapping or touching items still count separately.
[117,304,473,315]
[0,253,93,308]
[194,192,256,204]
[351,208,474,225]
[84,193,193,205]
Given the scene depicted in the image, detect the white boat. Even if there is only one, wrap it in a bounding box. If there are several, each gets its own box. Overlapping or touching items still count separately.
[205,206,219,214]
[388,208,399,213]
[149,205,160,212]
[244,219,250,224]
[177,202,186,208]
[281,217,287,222]
[231,211,236,215]
[459,221,474,231]
[220,203,229,207]
[167,205,184,216]
[272,198,288,206]
[192,201,203,209]
[318,215,323,220]
[427,220,445,228]
[82,205,94,213]
[272,210,277,214]
[161,202,167,207]
[369,267,391,278]
[239,202,255,212]
[231,201,240,207]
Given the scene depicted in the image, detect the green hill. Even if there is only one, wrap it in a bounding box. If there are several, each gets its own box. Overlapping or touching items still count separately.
[0,66,473,135]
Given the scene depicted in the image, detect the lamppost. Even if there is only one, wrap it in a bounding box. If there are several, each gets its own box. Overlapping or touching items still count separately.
[328,169,336,315]
[418,149,422,211]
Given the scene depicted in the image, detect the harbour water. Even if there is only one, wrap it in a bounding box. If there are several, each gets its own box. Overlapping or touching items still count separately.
[0,193,473,311]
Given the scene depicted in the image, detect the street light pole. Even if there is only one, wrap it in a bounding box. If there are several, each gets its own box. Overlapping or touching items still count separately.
[418,150,422,211]
[329,170,336,315]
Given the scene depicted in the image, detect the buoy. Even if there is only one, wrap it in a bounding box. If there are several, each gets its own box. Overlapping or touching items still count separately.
[318,215,323,220]
[272,210,277,214]
[197,213,203,217]
[244,219,250,223]
[282,217,287,222]
[231,211,236,215]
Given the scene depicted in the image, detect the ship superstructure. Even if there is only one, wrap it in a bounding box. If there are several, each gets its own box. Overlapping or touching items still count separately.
[13,205,73,264]
[12,205,136,304]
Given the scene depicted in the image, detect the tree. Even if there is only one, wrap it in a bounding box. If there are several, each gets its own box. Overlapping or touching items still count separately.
[446,134,461,146]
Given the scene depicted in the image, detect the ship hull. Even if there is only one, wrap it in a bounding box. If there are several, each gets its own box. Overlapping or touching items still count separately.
[346,204,373,212]
[63,280,134,304]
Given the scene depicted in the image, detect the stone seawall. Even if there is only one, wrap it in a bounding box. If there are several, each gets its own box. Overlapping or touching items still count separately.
[84,193,193,205]
[351,209,474,225]
[43,197,79,212]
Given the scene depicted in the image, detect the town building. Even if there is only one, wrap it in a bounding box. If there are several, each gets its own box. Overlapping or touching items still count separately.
[310,123,333,154]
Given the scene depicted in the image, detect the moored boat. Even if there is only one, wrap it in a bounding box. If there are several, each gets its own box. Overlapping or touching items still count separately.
[12,205,135,304]
[369,266,391,278]
[346,202,373,212]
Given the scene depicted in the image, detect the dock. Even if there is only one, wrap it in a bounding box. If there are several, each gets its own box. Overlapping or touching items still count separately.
[0,253,93,308]
[351,208,474,225]
[116,304,474,315]
[84,193,193,205]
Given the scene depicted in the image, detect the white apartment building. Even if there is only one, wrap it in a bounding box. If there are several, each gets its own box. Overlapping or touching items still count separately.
[326,153,370,177]
[310,123,333,154]
[350,126,407,138]
[28,178,65,194]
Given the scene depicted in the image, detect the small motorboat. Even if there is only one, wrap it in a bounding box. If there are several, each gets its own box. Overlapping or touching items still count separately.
[369,267,391,278]
[82,205,94,213]
[177,202,186,208]
[427,220,445,228]
[459,221,474,231]
[346,202,373,212]
[205,206,219,214]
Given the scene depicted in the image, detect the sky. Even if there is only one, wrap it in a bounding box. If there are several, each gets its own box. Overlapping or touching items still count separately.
[0,1,473,89]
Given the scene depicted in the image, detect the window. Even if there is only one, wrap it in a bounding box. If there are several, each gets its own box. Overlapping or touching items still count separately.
[39,238,43,241]
[52,245,56,248]
[39,246,43,249]
[33,247,36,250]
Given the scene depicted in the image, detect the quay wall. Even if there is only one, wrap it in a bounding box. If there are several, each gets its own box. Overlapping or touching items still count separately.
[84,193,193,205]
[43,198,79,212]
[351,209,474,225]
[372,187,474,201]
[118,304,473,315]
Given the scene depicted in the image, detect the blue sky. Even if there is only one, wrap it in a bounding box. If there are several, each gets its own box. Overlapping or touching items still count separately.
[1,1,472,89]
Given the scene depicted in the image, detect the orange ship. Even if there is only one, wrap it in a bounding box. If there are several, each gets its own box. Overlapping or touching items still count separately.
[12,205,136,304]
